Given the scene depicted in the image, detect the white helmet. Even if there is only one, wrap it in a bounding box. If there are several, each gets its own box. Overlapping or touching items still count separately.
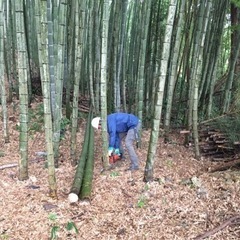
[91,117,101,129]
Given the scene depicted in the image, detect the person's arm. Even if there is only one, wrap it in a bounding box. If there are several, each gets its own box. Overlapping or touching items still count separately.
[108,124,116,148]
[115,133,120,149]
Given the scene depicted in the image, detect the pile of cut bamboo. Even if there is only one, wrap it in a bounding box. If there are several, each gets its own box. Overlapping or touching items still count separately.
[199,127,240,161]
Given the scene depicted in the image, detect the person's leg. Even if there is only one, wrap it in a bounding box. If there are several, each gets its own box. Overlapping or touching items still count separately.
[119,132,127,158]
[125,129,139,169]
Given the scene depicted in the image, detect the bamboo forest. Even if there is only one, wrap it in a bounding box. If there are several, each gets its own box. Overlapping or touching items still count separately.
[1,0,240,239]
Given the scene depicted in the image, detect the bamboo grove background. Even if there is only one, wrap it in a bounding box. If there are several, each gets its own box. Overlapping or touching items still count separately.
[0,0,240,196]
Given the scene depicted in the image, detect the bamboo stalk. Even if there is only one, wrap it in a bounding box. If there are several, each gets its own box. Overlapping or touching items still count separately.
[68,110,93,203]
[79,119,95,200]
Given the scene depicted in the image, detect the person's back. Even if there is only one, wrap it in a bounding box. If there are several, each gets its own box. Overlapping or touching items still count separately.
[107,113,139,134]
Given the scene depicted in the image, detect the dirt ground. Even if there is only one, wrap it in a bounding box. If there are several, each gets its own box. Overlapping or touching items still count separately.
[1,104,240,240]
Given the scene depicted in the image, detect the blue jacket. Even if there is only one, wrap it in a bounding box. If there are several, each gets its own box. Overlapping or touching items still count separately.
[107,113,139,149]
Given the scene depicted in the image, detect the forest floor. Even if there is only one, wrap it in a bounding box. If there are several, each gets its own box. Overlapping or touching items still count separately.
[0,101,240,240]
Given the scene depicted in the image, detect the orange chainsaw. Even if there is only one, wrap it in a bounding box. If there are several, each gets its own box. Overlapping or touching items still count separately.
[109,153,121,164]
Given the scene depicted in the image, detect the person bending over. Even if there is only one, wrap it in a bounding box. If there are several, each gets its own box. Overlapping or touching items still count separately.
[91,112,141,171]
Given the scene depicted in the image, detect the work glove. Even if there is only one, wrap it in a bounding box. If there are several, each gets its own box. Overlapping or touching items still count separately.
[114,148,120,155]
[108,147,114,156]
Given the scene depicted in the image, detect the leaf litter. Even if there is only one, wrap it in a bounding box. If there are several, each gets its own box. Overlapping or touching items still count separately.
[0,107,240,239]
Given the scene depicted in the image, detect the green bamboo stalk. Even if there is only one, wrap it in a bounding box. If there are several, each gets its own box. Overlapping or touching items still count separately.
[68,110,93,203]
[15,0,29,181]
[79,119,94,199]
[0,0,9,143]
